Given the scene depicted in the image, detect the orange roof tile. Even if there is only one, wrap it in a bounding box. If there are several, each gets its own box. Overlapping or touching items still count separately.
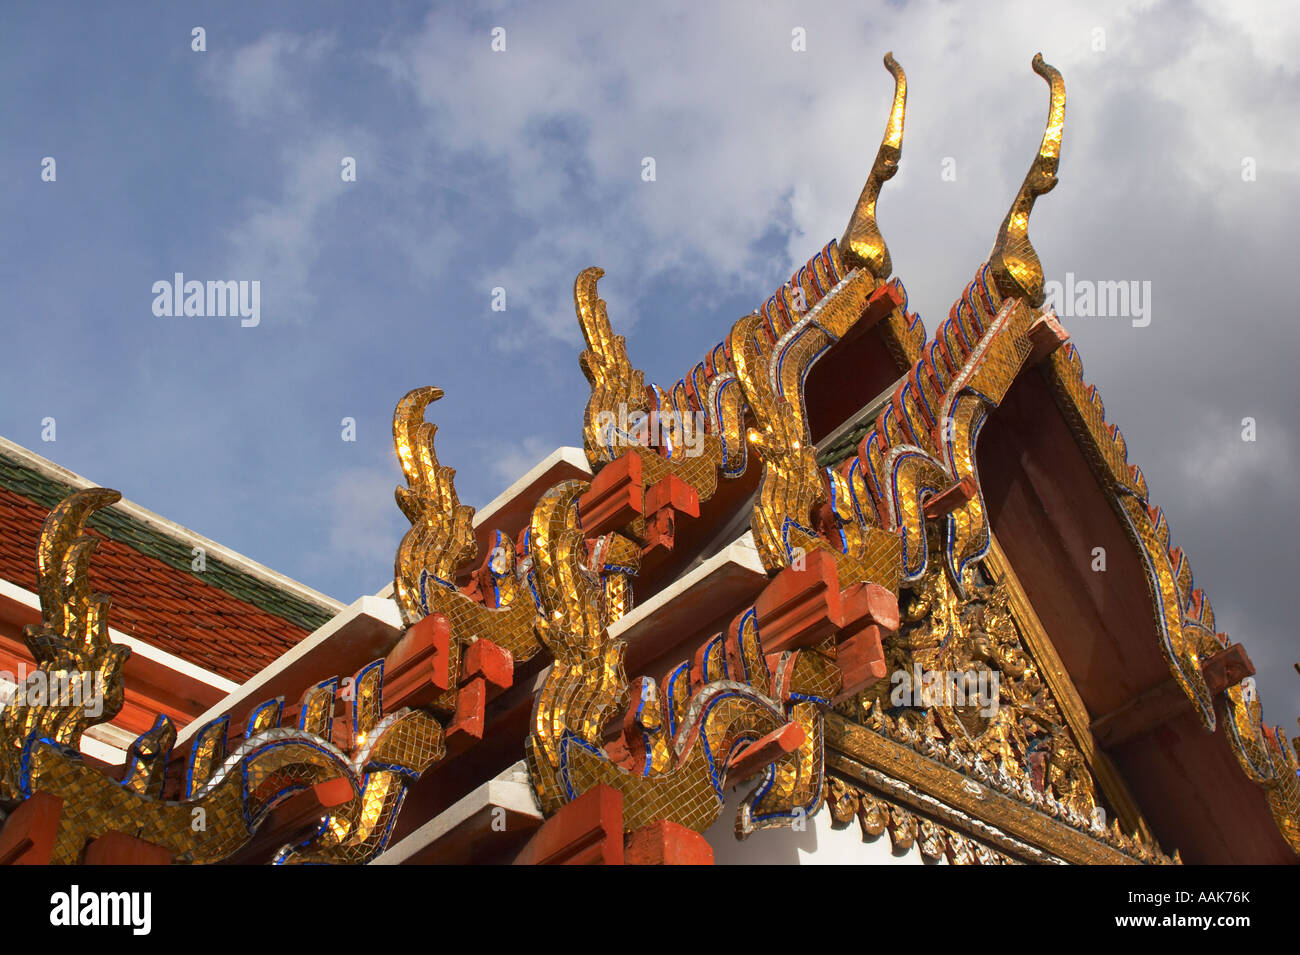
[0,485,321,683]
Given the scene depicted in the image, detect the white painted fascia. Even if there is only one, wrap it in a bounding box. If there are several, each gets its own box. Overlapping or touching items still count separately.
[370,761,542,865]
[0,436,344,615]
[175,594,403,747]
[610,532,764,643]
[80,730,130,765]
[471,447,591,530]
[0,577,238,695]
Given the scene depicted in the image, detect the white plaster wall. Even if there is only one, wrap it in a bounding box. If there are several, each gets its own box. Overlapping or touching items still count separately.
[704,783,946,866]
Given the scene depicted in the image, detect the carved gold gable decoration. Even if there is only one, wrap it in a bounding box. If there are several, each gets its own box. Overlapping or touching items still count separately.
[852,561,1103,824]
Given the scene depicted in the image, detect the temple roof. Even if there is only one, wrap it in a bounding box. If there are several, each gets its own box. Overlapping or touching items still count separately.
[0,49,1292,868]
[0,438,341,682]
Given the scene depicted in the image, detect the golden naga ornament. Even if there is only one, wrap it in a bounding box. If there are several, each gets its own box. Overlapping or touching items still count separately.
[840,52,907,281]
[1223,683,1300,852]
[575,267,725,502]
[519,472,828,834]
[732,275,904,593]
[570,56,918,553]
[576,266,648,472]
[393,386,478,624]
[0,488,130,801]
[838,286,1041,599]
[1,488,448,864]
[393,385,542,667]
[526,555,832,836]
[988,54,1064,307]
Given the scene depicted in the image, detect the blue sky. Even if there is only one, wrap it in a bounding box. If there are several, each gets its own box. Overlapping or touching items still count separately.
[2,1,1297,720]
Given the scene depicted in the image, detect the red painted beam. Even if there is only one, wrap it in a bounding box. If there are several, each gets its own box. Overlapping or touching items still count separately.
[383,613,454,713]
[577,452,644,537]
[0,792,62,865]
[83,830,173,865]
[624,820,713,865]
[512,784,624,865]
[725,721,805,782]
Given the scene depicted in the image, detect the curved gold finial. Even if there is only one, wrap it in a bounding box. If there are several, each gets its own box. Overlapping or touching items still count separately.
[2,486,131,798]
[575,267,648,470]
[840,52,907,281]
[392,385,477,625]
[33,487,121,648]
[988,53,1065,307]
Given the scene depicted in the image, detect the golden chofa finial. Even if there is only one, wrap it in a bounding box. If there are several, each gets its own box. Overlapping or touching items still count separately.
[840,52,907,282]
[988,53,1065,308]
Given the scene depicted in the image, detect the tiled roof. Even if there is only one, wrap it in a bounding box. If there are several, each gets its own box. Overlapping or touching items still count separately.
[0,449,340,682]
[817,417,876,469]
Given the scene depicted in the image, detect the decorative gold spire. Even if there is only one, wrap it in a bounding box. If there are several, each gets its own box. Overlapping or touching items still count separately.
[840,52,907,282]
[2,487,130,799]
[392,385,477,626]
[988,53,1065,308]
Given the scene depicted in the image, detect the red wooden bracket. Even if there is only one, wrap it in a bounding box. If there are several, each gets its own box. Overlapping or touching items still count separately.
[640,507,677,553]
[836,580,900,633]
[833,581,899,701]
[1027,311,1069,365]
[725,722,805,782]
[624,820,713,865]
[513,784,624,865]
[462,638,514,700]
[383,613,454,714]
[0,791,62,865]
[446,678,486,754]
[754,549,842,654]
[639,474,701,555]
[444,636,513,755]
[83,830,173,866]
[644,474,700,518]
[853,283,906,339]
[1201,643,1255,696]
[578,452,644,536]
[922,476,977,520]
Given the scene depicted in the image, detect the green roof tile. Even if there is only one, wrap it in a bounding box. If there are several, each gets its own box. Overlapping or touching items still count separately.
[0,450,336,633]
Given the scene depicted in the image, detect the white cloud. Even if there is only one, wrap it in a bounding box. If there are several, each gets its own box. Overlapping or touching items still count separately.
[316,463,406,577]
[220,129,372,317]
[202,32,336,121]
[366,0,1300,353]
[471,434,554,509]
[199,32,373,318]
[132,5,1300,718]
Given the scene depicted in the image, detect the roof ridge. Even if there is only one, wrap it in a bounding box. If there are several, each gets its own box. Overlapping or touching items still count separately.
[0,437,343,632]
